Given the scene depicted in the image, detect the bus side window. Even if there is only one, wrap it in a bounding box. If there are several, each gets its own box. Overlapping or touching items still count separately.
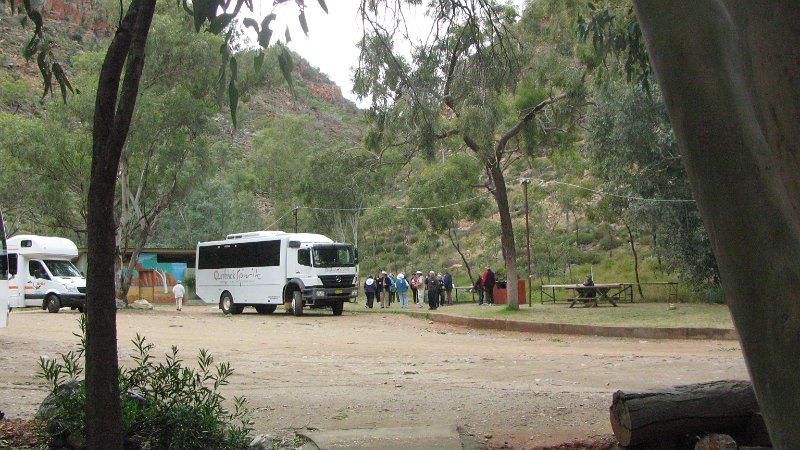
[298,249,311,267]
[8,254,17,276]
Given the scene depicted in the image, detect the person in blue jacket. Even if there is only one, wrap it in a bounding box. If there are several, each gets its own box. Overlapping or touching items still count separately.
[443,271,454,305]
[394,273,410,308]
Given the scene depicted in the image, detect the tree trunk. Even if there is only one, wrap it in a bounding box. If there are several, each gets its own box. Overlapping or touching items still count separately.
[624,220,644,298]
[447,224,474,284]
[488,159,518,309]
[85,0,156,448]
[633,2,800,447]
[610,380,759,446]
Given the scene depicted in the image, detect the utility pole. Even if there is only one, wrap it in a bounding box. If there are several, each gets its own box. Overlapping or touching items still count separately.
[293,207,298,233]
[521,178,532,307]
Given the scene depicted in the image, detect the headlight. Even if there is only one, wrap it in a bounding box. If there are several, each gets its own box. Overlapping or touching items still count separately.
[65,285,79,293]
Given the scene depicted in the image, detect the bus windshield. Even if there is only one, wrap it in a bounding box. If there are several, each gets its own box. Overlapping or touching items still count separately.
[44,260,83,278]
[312,245,355,268]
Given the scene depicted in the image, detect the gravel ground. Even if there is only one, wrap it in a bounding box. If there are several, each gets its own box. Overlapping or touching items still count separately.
[0,305,748,449]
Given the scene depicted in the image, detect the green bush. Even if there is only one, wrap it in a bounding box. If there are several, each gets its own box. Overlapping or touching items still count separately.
[36,316,252,449]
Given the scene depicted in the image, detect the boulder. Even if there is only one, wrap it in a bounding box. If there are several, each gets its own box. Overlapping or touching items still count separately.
[250,433,274,450]
[129,300,153,310]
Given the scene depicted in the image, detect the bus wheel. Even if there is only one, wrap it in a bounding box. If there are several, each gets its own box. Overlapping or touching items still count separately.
[255,304,277,314]
[331,301,344,316]
[221,293,235,315]
[292,291,304,317]
[46,295,61,313]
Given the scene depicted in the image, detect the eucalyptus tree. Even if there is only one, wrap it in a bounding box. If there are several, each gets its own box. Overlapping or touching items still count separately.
[584,81,719,293]
[407,153,489,282]
[633,4,800,445]
[584,1,800,445]
[3,0,327,446]
[356,0,582,309]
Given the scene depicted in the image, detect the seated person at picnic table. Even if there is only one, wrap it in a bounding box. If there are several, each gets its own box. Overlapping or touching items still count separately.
[577,274,596,298]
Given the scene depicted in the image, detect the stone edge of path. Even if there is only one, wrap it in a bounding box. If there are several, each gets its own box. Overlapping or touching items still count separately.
[390,310,738,341]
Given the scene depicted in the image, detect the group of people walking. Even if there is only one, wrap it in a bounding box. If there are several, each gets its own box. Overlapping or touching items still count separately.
[362,267,498,309]
[362,270,455,310]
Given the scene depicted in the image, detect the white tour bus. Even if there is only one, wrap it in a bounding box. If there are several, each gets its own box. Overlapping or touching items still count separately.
[6,235,87,313]
[195,231,357,316]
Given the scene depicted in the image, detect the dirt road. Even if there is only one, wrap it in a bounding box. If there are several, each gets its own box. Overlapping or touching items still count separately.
[0,305,748,449]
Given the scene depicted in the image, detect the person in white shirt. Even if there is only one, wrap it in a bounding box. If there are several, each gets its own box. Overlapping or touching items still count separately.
[173,280,186,311]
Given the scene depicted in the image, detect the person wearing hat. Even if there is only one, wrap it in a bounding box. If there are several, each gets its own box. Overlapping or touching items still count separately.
[394,273,410,308]
[363,275,376,308]
[410,271,420,304]
[580,274,596,299]
[172,279,186,311]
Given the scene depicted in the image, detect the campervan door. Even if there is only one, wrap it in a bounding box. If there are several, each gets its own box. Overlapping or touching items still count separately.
[0,211,8,327]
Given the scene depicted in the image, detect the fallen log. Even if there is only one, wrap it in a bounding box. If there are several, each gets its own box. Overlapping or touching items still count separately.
[609,380,759,446]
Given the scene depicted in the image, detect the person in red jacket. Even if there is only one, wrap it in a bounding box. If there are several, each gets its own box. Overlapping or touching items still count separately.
[482,267,496,305]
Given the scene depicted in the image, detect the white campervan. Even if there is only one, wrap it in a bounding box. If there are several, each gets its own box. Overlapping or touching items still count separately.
[7,235,87,313]
[195,231,358,316]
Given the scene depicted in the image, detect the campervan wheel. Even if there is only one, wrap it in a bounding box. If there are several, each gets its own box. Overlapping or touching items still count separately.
[45,295,61,313]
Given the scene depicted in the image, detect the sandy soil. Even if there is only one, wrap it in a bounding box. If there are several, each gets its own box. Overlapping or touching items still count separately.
[0,305,748,449]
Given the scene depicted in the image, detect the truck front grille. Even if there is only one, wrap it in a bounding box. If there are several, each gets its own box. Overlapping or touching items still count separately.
[319,275,355,288]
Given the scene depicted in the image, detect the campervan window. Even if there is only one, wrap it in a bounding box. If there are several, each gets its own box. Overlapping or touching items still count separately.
[198,240,281,270]
[44,260,82,277]
[7,254,16,276]
[29,261,49,280]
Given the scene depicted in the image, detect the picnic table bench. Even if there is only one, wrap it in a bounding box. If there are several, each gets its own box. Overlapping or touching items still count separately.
[541,283,628,307]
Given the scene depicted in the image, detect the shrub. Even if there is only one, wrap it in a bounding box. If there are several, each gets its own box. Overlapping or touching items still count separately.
[36,316,252,449]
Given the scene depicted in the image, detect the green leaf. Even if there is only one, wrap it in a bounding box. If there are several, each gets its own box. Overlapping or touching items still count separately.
[298,10,308,36]
[277,46,294,95]
[23,34,39,60]
[22,0,42,35]
[253,50,264,73]
[317,0,328,14]
[242,17,259,34]
[52,62,74,103]
[36,49,51,99]
[228,80,238,128]
[257,14,276,48]
[229,56,238,82]
[193,0,217,32]
[208,13,234,34]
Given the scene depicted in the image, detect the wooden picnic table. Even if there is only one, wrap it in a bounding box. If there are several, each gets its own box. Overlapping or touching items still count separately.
[540,283,628,307]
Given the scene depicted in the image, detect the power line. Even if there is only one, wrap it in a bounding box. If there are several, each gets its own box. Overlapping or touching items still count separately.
[534,179,696,203]
[267,178,693,228]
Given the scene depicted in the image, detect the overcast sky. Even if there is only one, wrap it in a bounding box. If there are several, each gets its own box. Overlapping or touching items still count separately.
[248,1,366,105]
[246,1,526,106]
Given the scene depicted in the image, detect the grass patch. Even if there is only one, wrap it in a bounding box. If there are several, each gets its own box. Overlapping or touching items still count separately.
[351,301,734,329]
[444,303,734,329]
